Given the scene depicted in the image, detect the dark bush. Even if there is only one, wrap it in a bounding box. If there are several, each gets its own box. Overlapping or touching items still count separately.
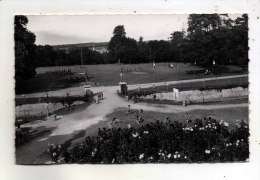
[49,117,249,164]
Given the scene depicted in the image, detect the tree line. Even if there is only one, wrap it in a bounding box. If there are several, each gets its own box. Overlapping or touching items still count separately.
[107,14,248,66]
[15,14,248,81]
[35,45,108,67]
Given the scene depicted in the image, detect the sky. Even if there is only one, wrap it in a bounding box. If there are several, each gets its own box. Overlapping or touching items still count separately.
[27,15,189,45]
[27,14,241,45]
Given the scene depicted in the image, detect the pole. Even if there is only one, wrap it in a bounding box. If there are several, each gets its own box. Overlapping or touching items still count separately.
[81,47,83,68]
[153,69,154,84]
[194,60,196,79]
[149,46,152,64]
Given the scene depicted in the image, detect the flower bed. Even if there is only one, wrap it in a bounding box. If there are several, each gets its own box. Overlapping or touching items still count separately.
[49,117,249,164]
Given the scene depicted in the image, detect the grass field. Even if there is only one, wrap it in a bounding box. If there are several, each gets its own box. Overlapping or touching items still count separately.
[32,63,247,92]
[16,63,247,94]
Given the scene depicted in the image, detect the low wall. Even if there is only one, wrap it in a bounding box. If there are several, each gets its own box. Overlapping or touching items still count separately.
[141,87,248,103]
[16,101,84,118]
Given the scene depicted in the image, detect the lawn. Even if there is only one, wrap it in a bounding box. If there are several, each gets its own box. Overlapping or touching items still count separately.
[16,70,85,94]
[27,63,247,94]
[104,107,249,129]
[68,106,248,147]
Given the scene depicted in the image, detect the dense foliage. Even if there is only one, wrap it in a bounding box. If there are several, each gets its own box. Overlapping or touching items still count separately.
[15,15,37,80]
[49,117,249,164]
[35,45,107,66]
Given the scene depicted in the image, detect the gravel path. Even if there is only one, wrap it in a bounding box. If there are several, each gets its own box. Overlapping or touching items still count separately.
[24,84,248,136]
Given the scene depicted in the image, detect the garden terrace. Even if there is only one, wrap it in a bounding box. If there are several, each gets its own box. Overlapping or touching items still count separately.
[48,117,249,164]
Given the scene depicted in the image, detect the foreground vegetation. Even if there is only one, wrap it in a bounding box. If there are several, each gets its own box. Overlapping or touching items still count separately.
[48,116,249,163]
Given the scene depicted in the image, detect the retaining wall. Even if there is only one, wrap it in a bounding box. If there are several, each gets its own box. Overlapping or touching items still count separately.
[16,101,84,117]
[142,87,248,103]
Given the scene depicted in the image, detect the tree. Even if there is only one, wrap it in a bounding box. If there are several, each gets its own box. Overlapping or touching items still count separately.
[187,14,222,34]
[184,14,248,67]
[170,31,186,62]
[230,14,248,65]
[148,40,172,63]
[119,37,139,64]
[15,15,36,80]
[108,25,127,63]
[137,36,150,63]
[108,25,140,64]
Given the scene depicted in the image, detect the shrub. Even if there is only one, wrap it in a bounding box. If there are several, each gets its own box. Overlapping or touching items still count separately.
[48,117,249,164]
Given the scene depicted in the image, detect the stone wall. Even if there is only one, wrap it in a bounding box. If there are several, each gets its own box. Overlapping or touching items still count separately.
[16,101,84,118]
[142,87,248,103]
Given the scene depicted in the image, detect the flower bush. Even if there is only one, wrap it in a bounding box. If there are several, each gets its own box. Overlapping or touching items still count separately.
[48,117,249,164]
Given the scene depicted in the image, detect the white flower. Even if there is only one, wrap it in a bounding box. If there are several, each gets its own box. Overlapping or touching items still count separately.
[92,151,95,157]
[139,153,144,159]
[190,128,193,131]
[167,154,172,158]
[175,151,178,154]
[205,150,211,154]
[112,158,115,163]
[52,152,57,157]
[127,124,131,128]
[132,132,139,138]
[241,139,244,142]
[224,122,229,127]
[226,144,229,147]
[174,155,177,159]
[177,154,181,158]
[184,156,187,159]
